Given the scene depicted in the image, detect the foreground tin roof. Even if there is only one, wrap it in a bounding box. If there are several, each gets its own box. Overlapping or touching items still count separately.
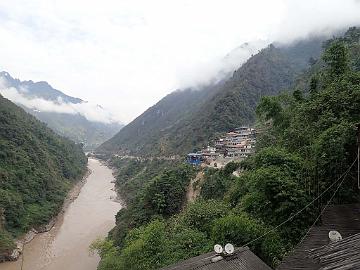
[277,204,360,270]
[309,232,360,270]
[160,246,272,270]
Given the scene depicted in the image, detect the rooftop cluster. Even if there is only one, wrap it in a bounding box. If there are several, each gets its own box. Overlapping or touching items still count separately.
[187,126,256,166]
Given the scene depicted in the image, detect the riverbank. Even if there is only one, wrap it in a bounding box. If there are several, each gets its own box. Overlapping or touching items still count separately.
[2,168,91,263]
[0,158,122,270]
[103,161,127,206]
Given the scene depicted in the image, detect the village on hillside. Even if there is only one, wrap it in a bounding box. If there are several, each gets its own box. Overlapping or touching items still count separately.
[187,126,257,167]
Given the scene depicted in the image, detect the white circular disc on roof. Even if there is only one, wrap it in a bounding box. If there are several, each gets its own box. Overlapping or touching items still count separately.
[214,244,223,254]
[225,243,234,254]
[329,230,342,242]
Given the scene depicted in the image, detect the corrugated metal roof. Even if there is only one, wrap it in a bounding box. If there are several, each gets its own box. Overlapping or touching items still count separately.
[277,204,360,270]
[308,232,360,270]
[160,247,272,270]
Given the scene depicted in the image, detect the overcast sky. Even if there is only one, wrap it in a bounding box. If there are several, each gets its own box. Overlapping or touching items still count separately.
[0,0,359,123]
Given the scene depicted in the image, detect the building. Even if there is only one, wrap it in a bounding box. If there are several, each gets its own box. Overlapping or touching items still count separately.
[195,126,256,165]
[186,153,203,165]
[277,204,360,270]
[221,127,256,159]
[201,146,217,155]
[226,140,254,160]
[213,127,256,158]
[215,138,226,155]
[309,232,360,269]
[233,127,254,142]
[201,146,218,162]
[160,246,272,270]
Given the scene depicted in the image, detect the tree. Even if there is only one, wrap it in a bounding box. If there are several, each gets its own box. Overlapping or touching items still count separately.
[323,41,350,77]
[256,96,283,126]
[309,76,318,94]
[292,89,303,102]
[120,220,167,270]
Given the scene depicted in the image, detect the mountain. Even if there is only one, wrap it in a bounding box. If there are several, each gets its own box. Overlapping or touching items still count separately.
[98,84,222,156]
[0,72,123,150]
[0,94,87,257]
[98,36,324,156]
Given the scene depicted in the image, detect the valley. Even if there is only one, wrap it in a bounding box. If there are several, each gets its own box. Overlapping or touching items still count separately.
[0,5,359,269]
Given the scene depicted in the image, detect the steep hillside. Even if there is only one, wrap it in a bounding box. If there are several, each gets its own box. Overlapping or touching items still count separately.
[98,37,323,156]
[0,72,123,150]
[99,84,221,155]
[0,95,87,255]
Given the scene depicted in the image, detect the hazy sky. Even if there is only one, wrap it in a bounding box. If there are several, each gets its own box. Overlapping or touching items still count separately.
[0,0,359,123]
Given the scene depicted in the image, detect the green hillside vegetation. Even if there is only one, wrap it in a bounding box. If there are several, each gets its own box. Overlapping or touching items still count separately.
[105,157,196,249]
[0,95,87,254]
[98,37,323,156]
[94,28,360,270]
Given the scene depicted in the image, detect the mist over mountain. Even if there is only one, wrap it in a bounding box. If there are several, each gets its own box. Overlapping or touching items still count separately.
[98,34,325,156]
[177,40,268,89]
[0,72,123,150]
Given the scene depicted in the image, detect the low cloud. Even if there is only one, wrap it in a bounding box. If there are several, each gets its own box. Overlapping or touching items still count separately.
[270,0,360,44]
[0,79,121,124]
[177,40,268,89]
[176,0,360,89]
[0,1,360,122]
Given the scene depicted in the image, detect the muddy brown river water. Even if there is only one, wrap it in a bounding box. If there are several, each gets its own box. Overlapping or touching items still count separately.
[0,158,122,270]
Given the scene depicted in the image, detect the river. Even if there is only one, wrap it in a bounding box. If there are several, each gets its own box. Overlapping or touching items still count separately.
[0,158,122,270]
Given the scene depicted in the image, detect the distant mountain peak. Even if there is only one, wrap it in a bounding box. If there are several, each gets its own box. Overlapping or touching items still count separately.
[0,71,123,150]
[0,71,10,77]
[0,72,83,104]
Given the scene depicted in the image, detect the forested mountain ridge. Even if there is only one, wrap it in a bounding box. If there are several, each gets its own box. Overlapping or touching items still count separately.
[0,72,123,150]
[0,94,87,257]
[98,83,222,156]
[98,36,323,156]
